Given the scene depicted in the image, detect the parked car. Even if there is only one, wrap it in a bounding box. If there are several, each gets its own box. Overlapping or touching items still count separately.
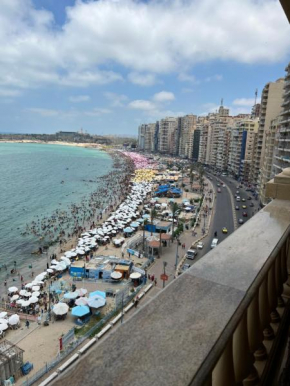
[238,218,244,224]
[222,227,228,234]
[242,205,247,209]
[186,249,197,260]
[235,205,240,210]
[243,212,248,217]
[242,198,246,202]
[196,242,204,249]
[236,190,240,194]
[211,238,218,248]
[236,196,241,202]
[182,264,191,272]
[217,188,221,193]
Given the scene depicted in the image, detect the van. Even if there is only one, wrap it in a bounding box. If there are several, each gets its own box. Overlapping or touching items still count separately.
[211,238,218,248]
[186,249,197,260]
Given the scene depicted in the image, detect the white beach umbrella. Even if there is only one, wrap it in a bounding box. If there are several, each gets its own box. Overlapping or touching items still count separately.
[51,259,58,265]
[75,297,89,306]
[47,268,54,273]
[55,264,65,271]
[8,287,18,293]
[130,272,142,279]
[32,280,44,285]
[19,290,28,296]
[0,312,7,319]
[32,291,40,297]
[53,302,69,316]
[29,296,39,304]
[11,294,19,301]
[8,314,20,326]
[0,318,8,324]
[16,299,24,305]
[111,271,122,280]
[22,300,31,307]
[64,292,78,300]
[87,296,106,309]
[76,288,87,296]
[0,323,8,331]
[32,285,40,291]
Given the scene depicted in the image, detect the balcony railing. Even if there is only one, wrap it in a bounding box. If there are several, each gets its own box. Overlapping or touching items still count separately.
[49,170,290,386]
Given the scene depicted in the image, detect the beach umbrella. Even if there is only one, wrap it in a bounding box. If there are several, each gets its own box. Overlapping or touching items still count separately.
[49,266,56,270]
[32,280,44,285]
[0,312,7,319]
[32,291,40,297]
[130,272,142,279]
[22,300,31,307]
[16,299,24,306]
[76,288,87,297]
[55,264,65,271]
[53,302,69,316]
[142,214,150,219]
[51,259,58,265]
[75,297,89,306]
[89,290,106,299]
[47,268,54,273]
[19,290,28,296]
[87,296,106,309]
[124,227,134,233]
[71,305,90,317]
[64,292,79,300]
[111,271,122,280]
[29,296,39,304]
[0,323,8,331]
[8,287,18,293]
[0,319,7,324]
[8,314,20,326]
[130,222,139,228]
[32,285,40,291]
[11,294,19,301]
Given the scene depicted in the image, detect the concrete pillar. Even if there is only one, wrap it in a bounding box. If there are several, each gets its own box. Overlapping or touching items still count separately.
[268,263,280,323]
[212,337,235,386]
[233,313,259,385]
[283,237,290,297]
[275,250,285,307]
[247,293,267,361]
[259,276,274,340]
[265,167,290,200]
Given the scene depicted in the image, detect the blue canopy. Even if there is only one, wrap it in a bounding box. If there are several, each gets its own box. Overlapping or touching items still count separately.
[89,290,106,299]
[130,222,139,228]
[142,214,150,219]
[71,305,90,317]
[124,227,134,233]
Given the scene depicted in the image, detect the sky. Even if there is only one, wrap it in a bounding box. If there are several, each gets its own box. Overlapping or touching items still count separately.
[0,0,290,136]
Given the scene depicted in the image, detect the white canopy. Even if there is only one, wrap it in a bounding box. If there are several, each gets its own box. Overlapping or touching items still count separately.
[53,302,69,316]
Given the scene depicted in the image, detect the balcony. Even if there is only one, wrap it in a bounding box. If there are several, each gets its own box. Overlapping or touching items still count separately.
[51,170,290,386]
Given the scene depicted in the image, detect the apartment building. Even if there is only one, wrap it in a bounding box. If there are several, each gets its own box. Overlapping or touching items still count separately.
[178,115,197,158]
[138,123,157,152]
[259,117,281,205]
[198,120,212,164]
[273,63,290,174]
[158,117,178,155]
[252,78,284,190]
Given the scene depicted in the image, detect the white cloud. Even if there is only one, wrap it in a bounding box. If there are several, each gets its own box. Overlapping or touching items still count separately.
[178,73,199,83]
[233,98,260,106]
[128,72,157,86]
[69,95,90,103]
[25,107,111,118]
[104,92,128,107]
[85,108,112,116]
[128,100,156,111]
[0,88,22,97]
[25,108,60,117]
[153,91,175,102]
[205,74,223,82]
[0,0,289,91]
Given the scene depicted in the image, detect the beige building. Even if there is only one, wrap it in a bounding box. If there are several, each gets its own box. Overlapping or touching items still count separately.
[178,115,197,158]
[252,78,284,190]
[158,117,178,155]
[138,123,156,152]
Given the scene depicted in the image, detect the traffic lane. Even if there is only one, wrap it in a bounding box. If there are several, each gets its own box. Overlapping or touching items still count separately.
[185,177,234,266]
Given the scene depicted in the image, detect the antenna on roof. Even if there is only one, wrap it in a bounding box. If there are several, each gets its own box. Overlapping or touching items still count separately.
[254,89,258,105]
[221,98,223,107]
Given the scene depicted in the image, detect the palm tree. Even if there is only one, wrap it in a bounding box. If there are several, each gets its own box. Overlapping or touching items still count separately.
[170,202,180,241]
[150,208,158,236]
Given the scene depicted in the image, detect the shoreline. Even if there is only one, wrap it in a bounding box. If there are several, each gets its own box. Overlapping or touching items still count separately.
[0,139,105,150]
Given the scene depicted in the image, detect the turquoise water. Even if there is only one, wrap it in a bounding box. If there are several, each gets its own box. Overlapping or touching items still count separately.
[0,143,113,273]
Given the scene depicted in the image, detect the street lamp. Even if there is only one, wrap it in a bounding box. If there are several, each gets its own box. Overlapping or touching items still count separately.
[175,237,180,271]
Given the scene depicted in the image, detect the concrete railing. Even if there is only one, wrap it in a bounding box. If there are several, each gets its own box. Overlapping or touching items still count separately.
[51,170,290,386]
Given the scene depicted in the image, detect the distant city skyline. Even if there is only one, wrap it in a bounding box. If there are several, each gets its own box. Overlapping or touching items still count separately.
[0,0,290,135]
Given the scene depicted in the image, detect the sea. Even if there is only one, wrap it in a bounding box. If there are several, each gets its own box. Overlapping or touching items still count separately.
[0,143,113,287]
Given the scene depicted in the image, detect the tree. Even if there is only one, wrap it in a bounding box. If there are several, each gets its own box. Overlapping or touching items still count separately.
[170,202,180,241]
[150,209,158,236]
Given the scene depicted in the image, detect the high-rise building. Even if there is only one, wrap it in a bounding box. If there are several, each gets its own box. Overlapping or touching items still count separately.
[138,123,157,152]
[252,78,284,191]
[192,129,200,162]
[272,63,290,175]
[178,115,197,158]
[158,117,178,155]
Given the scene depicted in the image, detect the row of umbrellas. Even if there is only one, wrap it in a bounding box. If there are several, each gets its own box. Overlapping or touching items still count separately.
[0,313,20,332]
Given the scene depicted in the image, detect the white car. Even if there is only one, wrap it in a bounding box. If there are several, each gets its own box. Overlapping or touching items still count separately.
[196,242,204,249]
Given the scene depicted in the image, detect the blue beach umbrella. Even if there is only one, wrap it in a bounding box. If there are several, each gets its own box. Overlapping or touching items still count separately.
[89,290,106,299]
[142,214,150,219]
[64,292,78,300]
[71,305,90,317]
[130,222,139,228]
[124,227,134,233]
[136,218,144,223]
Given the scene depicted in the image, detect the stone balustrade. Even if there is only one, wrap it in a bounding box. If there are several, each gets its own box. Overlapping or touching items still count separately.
[52,169,290,386]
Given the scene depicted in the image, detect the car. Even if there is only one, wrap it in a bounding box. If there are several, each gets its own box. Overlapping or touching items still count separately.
[236,190,240,194]
[238,218,244,224]
[217,183,220,187]
[182,264,191,272]
[250,202,254,207]
[242,211,248,217]
[222,227,228,234]
[242,205,247,209]
[217,188,221,193]
[236,196,241,202]
[242,198,246,202]
[186,249,197,260]
[235,205,240,210]
[196,242,204,249]
[211,238,218,248]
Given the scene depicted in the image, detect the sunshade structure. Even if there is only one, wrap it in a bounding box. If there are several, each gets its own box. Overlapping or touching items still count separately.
[142,214,150,219]
[11,295,19,301]
[64,292,79,300]
[89,290,106,299]
[29,297,39,304]
[124,227,134,233]
[8,287,18,293]
[130,222,139,228]
[87,296,106,309]
[76,288,87,297]
[0,323,8,331]
[75,297,89,306]
[111,271,122,280]
[130,272,142,279]
[0,312,7,319]
[71,305,90,317]
[53,302,69,316]
[8,314,20,326]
